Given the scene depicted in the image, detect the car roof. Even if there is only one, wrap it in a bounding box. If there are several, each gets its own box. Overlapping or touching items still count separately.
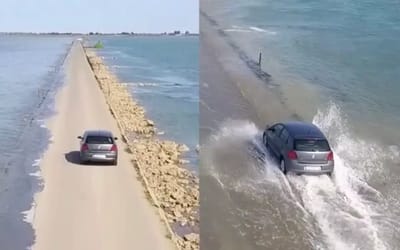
[280,121,326,139]
[84,130,113,137]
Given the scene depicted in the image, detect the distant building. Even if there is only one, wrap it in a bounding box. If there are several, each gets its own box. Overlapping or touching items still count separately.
[168,30,181,36]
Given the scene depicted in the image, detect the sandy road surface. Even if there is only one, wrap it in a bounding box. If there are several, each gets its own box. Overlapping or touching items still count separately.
[32,42,174,250]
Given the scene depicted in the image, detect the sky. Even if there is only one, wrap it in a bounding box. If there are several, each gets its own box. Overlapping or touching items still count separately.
[0,0,198,33]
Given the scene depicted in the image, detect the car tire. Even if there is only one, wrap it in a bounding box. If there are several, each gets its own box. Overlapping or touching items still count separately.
[280,158,287,175]
[263,132,268,148]
[112,158,118,166]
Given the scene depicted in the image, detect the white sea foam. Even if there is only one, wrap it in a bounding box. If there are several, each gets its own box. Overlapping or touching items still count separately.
[111,65,134,69]
[224,25,277,35]
[35,118,48,129]
[24,158,42,229]
[249,26,266,32]
[224,28,253,33]
[29,171,41,177]
[32,158,41,167]
[121,82,159,87]
[249,26,277,35]
[22,203,36,224]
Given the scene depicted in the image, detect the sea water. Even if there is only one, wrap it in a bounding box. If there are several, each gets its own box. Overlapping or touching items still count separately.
[201,1,400,249]
[209,0,400,145]
[91,36,199,170]
[0,35,73,249]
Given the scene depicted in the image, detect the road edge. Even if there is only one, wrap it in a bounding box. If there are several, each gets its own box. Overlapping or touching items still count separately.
[81,43,199,250]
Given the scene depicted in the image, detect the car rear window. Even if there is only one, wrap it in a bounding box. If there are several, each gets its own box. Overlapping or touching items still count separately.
[86,136,113,144]
[294,139,330,152]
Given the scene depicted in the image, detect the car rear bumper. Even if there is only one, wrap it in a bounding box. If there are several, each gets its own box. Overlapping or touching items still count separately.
[291,168,333,175]
[80,151,117,162]
[287,160,334,175]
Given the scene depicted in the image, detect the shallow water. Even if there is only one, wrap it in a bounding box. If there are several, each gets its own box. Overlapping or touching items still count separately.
[200,1,400,249]
[203,0,400,145]
[0,35,73,250]
[90,36,199,170]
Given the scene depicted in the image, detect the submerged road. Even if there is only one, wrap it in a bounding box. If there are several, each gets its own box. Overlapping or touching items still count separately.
[200,4,400,250]
[32,42,174,250]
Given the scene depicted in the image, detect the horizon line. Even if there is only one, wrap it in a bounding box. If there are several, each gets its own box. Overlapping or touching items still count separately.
[0,31,199,35]
[0,31,199,34]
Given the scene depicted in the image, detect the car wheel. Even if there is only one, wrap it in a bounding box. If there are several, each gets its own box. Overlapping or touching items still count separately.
[280,158,287,175]
[263,133,268,148]
[112,158,118,166]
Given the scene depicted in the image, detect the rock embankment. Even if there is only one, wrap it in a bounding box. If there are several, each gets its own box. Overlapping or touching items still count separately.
[85,49,199,250]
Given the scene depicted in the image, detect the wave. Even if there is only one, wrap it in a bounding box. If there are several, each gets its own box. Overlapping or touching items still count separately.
[121,82,160,87]
[122,82,193,88]
[111,65,134,69]
[249,26,277,35]
[224,28,253,33]
[224,25,277,35]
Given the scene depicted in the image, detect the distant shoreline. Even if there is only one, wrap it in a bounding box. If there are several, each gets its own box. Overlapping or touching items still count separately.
[0,32,199,37]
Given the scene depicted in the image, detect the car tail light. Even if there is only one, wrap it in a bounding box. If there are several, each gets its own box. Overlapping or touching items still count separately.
[288,150,297,160]
[327,151,334,161]
[111,144,117,152]
[81,143,89,151]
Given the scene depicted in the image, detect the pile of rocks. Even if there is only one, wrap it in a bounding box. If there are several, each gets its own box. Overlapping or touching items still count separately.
[85,50,199,250]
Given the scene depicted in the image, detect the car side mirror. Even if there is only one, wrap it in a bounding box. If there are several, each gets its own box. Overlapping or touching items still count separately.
[114,137,118,140]
[77,136,83,139]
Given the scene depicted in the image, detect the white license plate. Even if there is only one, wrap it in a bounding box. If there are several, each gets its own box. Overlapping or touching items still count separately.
[304,166,321,171]
[93,154,106,159]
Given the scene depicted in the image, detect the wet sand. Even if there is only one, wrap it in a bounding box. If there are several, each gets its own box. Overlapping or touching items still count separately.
[32,41,175,250]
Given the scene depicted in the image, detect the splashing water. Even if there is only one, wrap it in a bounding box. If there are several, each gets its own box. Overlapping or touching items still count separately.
[202,103,400,250]
[295,102,399,250]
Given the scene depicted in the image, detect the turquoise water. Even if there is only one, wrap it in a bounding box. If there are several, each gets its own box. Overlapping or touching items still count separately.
[92,36,199,169]
[0,35,73,249]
